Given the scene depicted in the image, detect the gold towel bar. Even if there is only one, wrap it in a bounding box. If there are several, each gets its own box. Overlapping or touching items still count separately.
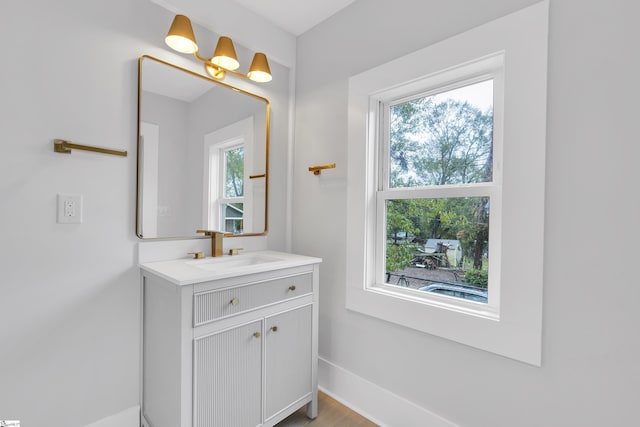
[308,163,336,175]
[53,139,128,157]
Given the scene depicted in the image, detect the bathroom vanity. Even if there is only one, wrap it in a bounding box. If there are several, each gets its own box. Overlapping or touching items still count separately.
[140,251,321,427]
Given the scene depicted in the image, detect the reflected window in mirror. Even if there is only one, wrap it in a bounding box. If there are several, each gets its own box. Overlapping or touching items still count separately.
[205,116,255,234]
[222,146,244,233]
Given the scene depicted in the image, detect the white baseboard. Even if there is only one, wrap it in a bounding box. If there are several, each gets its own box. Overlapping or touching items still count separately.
[84,406,139,427]
[83,360,455,427]
[318,358,458,427]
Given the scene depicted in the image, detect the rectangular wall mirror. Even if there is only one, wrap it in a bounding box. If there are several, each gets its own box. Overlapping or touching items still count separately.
[136,55,269,239]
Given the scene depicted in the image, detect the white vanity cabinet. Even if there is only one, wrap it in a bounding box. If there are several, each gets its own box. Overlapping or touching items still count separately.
[140,252,320,427]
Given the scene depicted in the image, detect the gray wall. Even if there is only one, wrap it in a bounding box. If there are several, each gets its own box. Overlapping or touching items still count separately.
[141,91,189,236]
[293,0,640,425]
[0,0,291,425]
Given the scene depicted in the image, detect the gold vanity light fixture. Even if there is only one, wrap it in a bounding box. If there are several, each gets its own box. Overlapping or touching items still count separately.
[165,14,272,83]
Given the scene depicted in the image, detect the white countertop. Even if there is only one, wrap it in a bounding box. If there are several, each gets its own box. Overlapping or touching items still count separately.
[140,250,322,286]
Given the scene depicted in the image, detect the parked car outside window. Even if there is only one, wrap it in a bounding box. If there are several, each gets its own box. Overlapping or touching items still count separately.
[418,283,488,303]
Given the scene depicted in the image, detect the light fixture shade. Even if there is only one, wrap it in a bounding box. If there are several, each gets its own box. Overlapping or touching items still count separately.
[248,53,272,82]
[211,36,240,71]
[165,15,198,54]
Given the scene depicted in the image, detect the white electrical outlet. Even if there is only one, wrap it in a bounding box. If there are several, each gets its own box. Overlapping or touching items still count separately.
[57,194,83,224]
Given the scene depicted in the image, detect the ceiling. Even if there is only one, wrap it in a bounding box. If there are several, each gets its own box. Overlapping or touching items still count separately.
[232,0,356,36]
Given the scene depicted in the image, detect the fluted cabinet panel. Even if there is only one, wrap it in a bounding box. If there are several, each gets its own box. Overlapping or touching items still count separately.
[265,305,313,420]
[194,321,263,427]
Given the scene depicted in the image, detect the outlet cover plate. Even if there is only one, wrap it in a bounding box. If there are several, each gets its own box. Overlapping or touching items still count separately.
[57,193,83,224]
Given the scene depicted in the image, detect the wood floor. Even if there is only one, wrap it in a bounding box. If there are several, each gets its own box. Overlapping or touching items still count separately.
[276,392,378,427]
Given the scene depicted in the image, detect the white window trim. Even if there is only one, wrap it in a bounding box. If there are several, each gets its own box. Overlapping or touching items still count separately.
[346,1,548,366]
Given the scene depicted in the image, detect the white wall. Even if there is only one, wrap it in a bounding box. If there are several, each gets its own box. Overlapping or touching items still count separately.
[293,0,640,426]
[0,0,292,425]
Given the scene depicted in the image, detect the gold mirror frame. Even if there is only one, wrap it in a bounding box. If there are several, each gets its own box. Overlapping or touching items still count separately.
[136,55,269,239]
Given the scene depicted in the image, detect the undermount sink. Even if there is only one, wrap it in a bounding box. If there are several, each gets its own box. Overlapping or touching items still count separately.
[186,253,283,272]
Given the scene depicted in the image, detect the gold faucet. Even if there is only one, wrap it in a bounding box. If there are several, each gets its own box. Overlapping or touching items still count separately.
[196,230,230,257]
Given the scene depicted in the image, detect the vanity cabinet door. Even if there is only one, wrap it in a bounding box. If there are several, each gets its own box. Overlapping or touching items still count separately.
[264,305,313,421]
[193,320,263,427]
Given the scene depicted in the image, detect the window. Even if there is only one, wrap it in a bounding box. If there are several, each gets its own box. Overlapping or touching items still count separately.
[366,54,504,319]
[379,78,499,313]
[346,1,548,365]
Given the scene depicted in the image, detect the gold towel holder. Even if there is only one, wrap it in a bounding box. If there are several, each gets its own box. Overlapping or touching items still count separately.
[53,139,128,157]
[308,163,336,175]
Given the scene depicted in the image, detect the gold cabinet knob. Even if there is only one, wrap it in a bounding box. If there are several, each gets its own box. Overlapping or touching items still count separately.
[253,332,261,338]
[288,285,296,292]
[270,326,278,332]
[230,298,239,306]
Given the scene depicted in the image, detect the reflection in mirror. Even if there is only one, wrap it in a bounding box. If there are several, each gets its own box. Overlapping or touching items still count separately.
[137,55,269,239]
